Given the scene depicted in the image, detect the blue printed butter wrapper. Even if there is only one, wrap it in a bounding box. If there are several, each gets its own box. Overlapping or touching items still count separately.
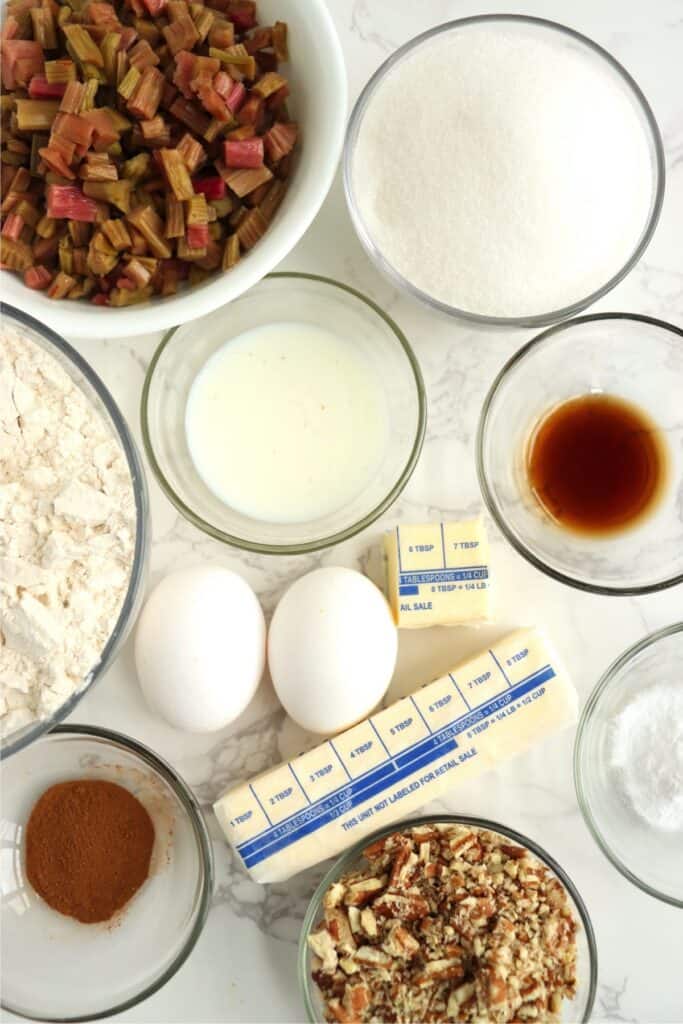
[213,628,577,883]
[384,520,491,628]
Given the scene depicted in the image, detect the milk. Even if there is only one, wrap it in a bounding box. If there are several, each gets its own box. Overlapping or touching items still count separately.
[185,322,389,523]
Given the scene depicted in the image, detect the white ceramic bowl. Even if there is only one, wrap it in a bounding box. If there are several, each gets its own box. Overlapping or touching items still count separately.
[0,0,346,339]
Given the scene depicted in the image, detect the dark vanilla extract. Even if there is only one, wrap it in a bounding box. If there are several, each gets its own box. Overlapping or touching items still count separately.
[526,393,668,536]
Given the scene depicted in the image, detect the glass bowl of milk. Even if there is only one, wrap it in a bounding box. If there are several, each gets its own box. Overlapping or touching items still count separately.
[141,273,426,553]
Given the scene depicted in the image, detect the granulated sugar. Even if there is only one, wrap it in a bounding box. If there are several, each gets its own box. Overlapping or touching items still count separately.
[351,23,655,318]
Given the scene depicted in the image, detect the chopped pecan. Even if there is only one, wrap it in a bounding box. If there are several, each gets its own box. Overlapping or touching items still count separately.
[310,823,578,1024]
[372,892,429,921]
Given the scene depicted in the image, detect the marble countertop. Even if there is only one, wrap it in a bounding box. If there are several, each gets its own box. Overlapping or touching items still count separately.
[6,1,682,1021]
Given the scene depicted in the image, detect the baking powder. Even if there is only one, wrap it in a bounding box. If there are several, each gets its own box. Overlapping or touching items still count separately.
[609,683,683,832]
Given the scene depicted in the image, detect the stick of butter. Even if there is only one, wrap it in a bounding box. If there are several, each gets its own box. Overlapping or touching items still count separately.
[384,520,490,627]
[214,628,576,883]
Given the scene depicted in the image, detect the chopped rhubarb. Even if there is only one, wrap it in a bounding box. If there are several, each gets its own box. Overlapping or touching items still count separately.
[47,184,99,221]
[225,80,246,113]
[126,204,172,258]
[186,222,209,248]
[272,20,287,61]
[87,3,121,25]
[169,96,210,135]
[126,65,165,119]
[266,82,289,111]
[192,176,225,199]
[64,25,104,68]
[29,76,67,99]
[24,264,54,289]
[236,93,262,127]
[221,231,239,270]
[60,81,88,114]
[243,27,271,54]
[224,137,263,169]
[236,205,266,249]
[39,146,76,179]
[55,113,96,148]
[81,107,120,149]
[209,43,256,79]
[212,70,232,100]
[128,39,160,69]
[83,179,132,212]
[0,0,296,301]
[2,214,25,241]
[47,270,77,299]
[193,7,215,44]
[208,18,234,49]
[45,59,77,85]
[258,178,286,222]
[15,100,60,132]
[165,193,185,237]
[102,218,132,250]
[176,131,206,173]
[264,120,297,162]
[252,70,286,99]
[196,84,230,122]
[173,50,196,98]
[226,1,256,31]
[2,40,44,90]
[219,163,271,197]
[30,7,57,50]
[163,12,199,56]
[158,147,194,200]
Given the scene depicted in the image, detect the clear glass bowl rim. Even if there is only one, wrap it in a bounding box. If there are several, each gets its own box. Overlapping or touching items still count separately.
[475,311,683,596]
[343,13,666,328]
[140,272,427,554]
[0,304,150,761]
[573,621,683,909]
[1,723,215,1022]
[297,812,598,1023]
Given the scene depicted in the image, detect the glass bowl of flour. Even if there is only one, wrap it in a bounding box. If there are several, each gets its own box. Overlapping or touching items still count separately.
[344,15,664,327]
[574,623,683,907]
[0,305,149,759]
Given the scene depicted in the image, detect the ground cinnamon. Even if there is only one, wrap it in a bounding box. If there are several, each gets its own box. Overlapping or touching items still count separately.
[25,778,155,924]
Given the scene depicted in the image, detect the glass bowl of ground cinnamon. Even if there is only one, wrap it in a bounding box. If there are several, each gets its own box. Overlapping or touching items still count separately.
[0,724,213,1021]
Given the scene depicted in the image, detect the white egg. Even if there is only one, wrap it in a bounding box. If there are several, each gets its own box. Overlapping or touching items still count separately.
[268,567,398,734]
[134,566,265,733]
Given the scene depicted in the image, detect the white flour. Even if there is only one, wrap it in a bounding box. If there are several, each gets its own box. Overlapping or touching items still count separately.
[352,23,654,317]
[0,326,136,738]
[609,684,683,831]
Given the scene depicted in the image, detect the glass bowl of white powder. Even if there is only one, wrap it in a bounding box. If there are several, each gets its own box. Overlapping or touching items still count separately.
[574,623,683,907]
[344,15,664,326]
[0,305,150,760]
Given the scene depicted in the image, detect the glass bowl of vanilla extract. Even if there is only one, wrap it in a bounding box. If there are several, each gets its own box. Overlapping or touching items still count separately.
[476,313,683,595]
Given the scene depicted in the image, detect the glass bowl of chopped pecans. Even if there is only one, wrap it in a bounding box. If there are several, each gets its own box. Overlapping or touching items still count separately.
[299,816,597,1024]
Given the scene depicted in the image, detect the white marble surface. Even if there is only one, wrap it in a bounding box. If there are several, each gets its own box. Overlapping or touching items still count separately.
[5,1,683,1021]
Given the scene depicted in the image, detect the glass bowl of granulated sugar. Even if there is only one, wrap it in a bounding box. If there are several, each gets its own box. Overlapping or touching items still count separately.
[344,15,664,327]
